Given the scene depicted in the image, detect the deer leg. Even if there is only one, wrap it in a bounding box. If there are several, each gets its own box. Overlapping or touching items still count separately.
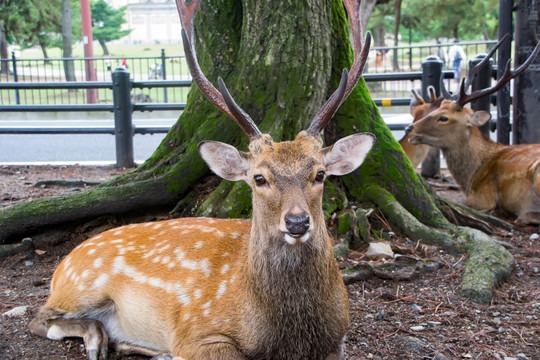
[114,342,163,357]
[515,212,540,225]
[325,337,346,360]
[29,307,109,360]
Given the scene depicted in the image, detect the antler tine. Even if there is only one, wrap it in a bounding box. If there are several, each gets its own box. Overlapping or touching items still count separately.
[175,0,262,140]
[461,33,511,90]
[456,39,540,108]
[307,0,372,135]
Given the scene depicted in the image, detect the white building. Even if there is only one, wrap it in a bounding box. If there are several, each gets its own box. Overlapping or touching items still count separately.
[106,0,182,44]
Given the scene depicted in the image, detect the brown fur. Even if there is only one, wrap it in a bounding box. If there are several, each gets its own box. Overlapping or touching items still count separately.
[406,100,540,224]
[30,131,375,359]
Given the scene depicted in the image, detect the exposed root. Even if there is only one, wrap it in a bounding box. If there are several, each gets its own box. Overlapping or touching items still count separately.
[365,185,515,304]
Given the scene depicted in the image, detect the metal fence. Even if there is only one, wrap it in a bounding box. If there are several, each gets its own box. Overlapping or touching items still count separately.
[0,40,497,106]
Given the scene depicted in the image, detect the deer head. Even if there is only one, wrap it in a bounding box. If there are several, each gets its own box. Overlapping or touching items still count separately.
[405,34,540,150]
[178,0,375,246]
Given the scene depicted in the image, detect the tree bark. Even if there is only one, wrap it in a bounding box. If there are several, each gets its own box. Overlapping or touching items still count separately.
[98,39,110,56]
[0,0,514,304]
[0,21,9,75]
[62,0,76,81]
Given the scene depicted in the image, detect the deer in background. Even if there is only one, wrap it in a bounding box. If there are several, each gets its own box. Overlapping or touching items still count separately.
[29,0,374,359]
[399,86,441,168]
[405,34,540,224]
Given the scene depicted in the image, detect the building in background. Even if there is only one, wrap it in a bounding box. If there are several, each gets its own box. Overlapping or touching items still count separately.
[106,0,181,44]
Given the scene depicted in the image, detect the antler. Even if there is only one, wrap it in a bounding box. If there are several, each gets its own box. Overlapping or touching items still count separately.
[441,33,540,108]
[307,0,372,135]
[175,0,262,140]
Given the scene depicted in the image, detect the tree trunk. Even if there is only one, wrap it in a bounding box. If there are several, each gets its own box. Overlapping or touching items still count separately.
[62,0,76,82]
[39,40,51,65]
[392,0,401,71]
[0,0,513,304]
[98,39,110,56]
[0,21,10,75]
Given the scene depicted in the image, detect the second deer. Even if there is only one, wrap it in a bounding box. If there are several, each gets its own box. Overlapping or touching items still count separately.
[405,35,540,224]
[29,0,375,359]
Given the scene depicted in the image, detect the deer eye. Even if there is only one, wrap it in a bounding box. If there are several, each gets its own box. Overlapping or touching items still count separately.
[438,116,449,122]
[253,175,267,187]
[314,170,326,183]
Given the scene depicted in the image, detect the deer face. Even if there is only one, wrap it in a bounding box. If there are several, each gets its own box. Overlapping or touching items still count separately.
[199,131,374,245]
[405,100,491,150]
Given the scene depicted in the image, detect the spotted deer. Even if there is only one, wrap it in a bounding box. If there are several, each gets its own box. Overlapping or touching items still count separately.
[399,86,441,168]
[29,0,374,359]
[405,35,540,224]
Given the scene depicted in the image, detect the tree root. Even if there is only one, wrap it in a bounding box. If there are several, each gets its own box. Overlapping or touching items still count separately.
[365,185,514,304]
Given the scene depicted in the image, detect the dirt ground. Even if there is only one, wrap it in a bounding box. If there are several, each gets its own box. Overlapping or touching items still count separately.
[0,165,539,360]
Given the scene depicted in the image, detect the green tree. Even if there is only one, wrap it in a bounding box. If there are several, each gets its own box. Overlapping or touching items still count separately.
[90,0,131,55]
[0,0,513,305]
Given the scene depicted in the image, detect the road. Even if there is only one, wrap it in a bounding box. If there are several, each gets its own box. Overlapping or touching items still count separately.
[0,119,172,165]
[0,115,412,165]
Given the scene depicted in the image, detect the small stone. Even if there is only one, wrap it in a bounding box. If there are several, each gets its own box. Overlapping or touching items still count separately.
[411,304,422,312]
[365,242,394,260]
[409,325,425,331]
[504,357,518,360]
[492,311,501,317]
[529,233,539,240]
[3,306,29,318]
[427,321,441,327]
[70,187,81,192]
[516,353,528,359]
[376,310,385,320]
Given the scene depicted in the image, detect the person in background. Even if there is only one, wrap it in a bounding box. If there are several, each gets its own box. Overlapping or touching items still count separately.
[436,39,448,69]
[448,39,466,84]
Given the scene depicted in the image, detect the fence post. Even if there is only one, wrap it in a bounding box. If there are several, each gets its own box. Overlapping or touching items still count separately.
[470,54,493,135]
[420,55,443,178]
[112,67,135,168]
[11,51,20,105]
[161,48,168,103]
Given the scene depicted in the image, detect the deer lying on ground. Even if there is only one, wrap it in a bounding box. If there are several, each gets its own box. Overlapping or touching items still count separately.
[399,86,441,168]
[405,35,540,224]
[29,0,374,359]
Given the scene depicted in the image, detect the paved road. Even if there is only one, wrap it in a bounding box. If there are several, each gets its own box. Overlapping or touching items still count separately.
[0,119,172,165]
[0,115,413,165]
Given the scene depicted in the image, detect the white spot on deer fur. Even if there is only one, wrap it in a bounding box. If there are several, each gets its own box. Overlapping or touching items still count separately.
[153,223,163,230]
[211,318,219,326]
[113,230,123,236]
[194,241,204,249]
[81,270,90,279]
[88,248,96,255]
[194,289,202,299]
[161,256,171,264]
[96,242,105,247]
[216,281,227,299]
[181,230,191,235]
[92,274,109,289]
[153,256,161,263]
[128,224,138,229]
[144,223,153,227]
[142,249,157,259]
[63,256,71,269]
[221,264,231,274]
[222,252,230,257]
[93,234,103,240]
[157,244,170,253]
[203,309,211,317]
[180,258,211,277]
[230,232,241,239]
[183,313,191,321]
[202,300,212,309]
[111,239,124,244]
[93,258,103,268]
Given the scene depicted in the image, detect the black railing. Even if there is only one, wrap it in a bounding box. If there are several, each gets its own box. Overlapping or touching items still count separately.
[6,53,513,169]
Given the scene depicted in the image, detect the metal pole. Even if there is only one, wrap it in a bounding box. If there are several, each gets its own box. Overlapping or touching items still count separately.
[161,48,168,103]
[497,0,513,144]
[470,54,493,135]
[513,0,540,144]
[11,51,19,105]
[420,56,443,178]
[80,0,97,104]
[112,67,135,168]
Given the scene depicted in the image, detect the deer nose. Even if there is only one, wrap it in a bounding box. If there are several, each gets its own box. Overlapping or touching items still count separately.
[404,125,414,135]
[284,212,310,237]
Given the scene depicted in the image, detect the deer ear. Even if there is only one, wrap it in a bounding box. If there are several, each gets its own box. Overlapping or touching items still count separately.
[322,133,375,176]
[469,111,491,127]
[198,141,250,181]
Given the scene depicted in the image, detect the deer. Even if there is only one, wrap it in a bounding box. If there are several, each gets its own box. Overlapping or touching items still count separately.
[405,34,540,225]
[29,0,375,359]
[399,86,441,168]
